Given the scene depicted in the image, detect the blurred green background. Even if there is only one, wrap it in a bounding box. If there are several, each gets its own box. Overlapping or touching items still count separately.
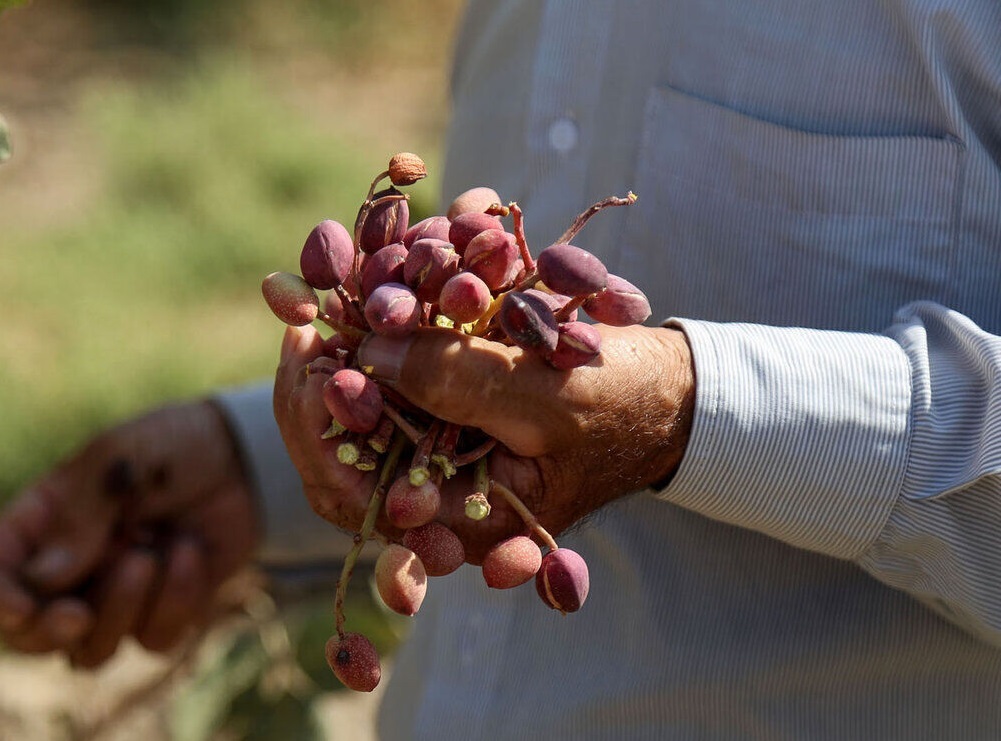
[0,1,463,738]
[0,0,459,497]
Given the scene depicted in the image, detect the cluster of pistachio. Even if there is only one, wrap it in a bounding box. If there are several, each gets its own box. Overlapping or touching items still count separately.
[262,153,650,691]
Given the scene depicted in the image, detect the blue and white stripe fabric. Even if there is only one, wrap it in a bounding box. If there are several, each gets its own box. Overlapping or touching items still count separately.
[667,303,1001,648]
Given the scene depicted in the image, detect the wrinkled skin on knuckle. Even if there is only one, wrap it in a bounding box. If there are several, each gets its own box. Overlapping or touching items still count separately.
[511,325,679,524]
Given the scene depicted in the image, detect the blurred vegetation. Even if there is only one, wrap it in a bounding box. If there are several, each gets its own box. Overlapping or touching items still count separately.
[0,0,462,737]
[0,0,453,497]
[1,64,375,494]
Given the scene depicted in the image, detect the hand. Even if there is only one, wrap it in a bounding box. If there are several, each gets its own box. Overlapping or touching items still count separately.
[0,401,259,668]
[274,322,694,562]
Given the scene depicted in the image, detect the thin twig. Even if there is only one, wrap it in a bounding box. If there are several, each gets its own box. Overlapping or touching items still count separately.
[489,480,559,551]
[335,432,407,636]
[555,192,637,245]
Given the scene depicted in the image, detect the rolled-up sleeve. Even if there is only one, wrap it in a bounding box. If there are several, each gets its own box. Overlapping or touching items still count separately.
[662,301,1001,645]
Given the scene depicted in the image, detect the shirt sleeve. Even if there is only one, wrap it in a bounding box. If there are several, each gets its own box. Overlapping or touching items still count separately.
[661,300,1001,645]
[212,382,356,566]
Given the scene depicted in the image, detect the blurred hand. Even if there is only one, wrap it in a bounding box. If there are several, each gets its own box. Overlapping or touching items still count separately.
[0,401,259,668]
[274,322,694,562]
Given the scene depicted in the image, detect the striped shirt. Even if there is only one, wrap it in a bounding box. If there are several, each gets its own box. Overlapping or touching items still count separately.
[219,0,1001,737]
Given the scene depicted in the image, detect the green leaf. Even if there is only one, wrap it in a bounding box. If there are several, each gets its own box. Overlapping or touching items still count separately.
[0,113,11,163]
[0,0,29,13]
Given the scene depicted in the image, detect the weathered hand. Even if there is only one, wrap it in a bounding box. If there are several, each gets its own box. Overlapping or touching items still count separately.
[274,322,694,562]
[0,402,259,668]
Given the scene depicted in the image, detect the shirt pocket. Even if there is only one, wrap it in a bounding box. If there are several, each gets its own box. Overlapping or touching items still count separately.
[620,84,965,331]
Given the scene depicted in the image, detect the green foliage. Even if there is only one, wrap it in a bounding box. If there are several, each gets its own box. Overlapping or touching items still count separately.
[0,112,10,162]
[83,59,375,292]
[0,56,439,498]
[0,0,29,12]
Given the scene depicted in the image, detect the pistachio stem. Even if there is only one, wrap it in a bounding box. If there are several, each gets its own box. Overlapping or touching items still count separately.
[489,480,559,552]
[555,192,637,245]
[470,292,506,336]
[381,404,424,445]
[508,191,633,297]
[514,269,541,293]
[453,437,497,467]
[337,439,362,467]
[354,448,379,471]
[332,286,369,330]
[464,457,492,521]
[553,295,588,323]
[316,313,368,345]
[370,192,410,209]
[507,201,535,272]
[409,419,442,486]
[473,456,490,498]
[366,415,396,453]
[334,431,407,637]
[430,422,461,478]
[365,169,391,203]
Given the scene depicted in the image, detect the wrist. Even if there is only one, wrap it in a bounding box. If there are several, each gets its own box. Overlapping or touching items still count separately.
[639,326,695,489]
[579,325,694,504]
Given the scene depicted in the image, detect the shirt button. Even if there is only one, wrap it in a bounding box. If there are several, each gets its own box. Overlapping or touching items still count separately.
[547,117,579,153]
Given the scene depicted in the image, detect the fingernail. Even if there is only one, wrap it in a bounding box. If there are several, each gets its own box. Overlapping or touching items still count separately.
[24,547,74,584]
[280,326,303,362]
[357,334,412,384]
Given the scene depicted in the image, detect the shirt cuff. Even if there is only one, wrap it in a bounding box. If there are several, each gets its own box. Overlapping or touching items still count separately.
[213,383,352,565]
[660,318,913,560]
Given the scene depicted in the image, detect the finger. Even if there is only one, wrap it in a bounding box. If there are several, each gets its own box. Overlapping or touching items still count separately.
[358,328,560,456]
[283,335,347,484]
[273,323,377,526]
[289,353,340,445]
[0,572,36,633]
[0,497,49,632]
[17,476,121,594]
[0,492,51,566]
[273,324,325,432]
[289,365,378,528]
[70,549,158,669]
[5,597,94,654]
[136,537,209,653]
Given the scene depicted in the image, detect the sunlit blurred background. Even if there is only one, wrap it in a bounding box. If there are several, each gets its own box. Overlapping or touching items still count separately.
[0,1,464,737]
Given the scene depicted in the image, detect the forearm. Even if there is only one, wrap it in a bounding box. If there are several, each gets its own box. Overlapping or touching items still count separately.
[659,302,1001,644]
